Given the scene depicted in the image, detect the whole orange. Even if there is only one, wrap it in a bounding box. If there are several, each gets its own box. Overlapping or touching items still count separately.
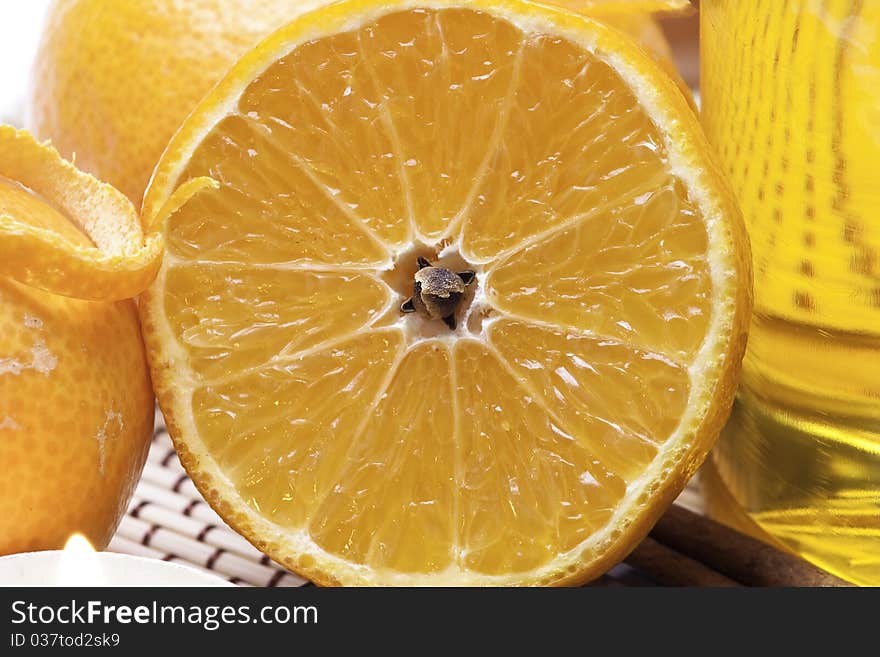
[0,127,156,554]
[27,0,682,206]
[27,0,330,205]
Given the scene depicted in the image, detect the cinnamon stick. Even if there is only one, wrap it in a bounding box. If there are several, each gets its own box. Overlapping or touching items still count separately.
[625,537,741,587]
[649,504,853,587]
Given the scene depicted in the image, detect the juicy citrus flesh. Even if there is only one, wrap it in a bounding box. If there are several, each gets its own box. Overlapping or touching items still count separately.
[0,133,154,554]
[28,0,682,206]
[143,0,748,585]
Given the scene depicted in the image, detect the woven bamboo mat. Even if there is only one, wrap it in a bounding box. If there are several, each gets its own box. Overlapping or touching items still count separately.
[107,409,846,587]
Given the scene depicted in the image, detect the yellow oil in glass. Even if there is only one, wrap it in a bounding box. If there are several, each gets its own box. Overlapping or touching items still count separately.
[701,0,880,585]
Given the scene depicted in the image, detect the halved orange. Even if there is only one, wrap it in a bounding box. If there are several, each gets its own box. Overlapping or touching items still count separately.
[140,0,749,585]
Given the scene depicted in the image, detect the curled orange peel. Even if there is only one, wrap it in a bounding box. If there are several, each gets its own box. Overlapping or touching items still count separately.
[0,126,211,301]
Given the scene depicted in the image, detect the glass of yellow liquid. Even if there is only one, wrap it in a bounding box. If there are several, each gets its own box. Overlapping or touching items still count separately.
[700,0,880,585]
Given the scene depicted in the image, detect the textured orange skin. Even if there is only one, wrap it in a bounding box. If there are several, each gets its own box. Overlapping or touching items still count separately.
[27,0,330,205]
[27,0,680,206]
[0,282,154,554]
[0,130,155,556]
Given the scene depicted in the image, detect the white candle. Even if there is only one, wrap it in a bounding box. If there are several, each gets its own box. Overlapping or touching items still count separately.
[0,534,234,587]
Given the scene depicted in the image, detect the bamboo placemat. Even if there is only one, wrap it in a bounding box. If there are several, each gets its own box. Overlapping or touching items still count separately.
[107,409,848,587]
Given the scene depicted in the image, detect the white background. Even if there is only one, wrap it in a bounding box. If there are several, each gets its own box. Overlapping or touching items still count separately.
[0,1,52,125]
